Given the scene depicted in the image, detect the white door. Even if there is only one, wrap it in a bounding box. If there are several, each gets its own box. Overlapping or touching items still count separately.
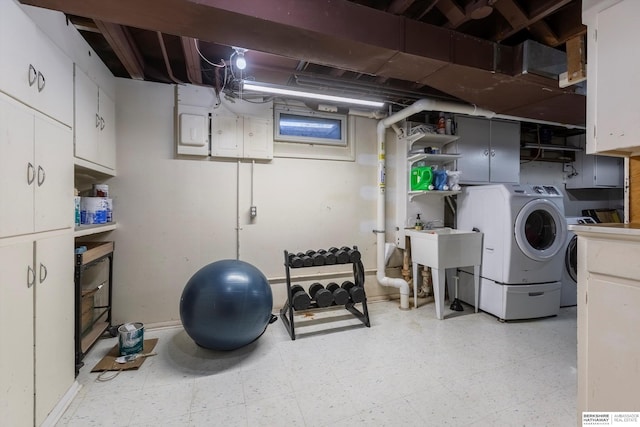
[489,119,520,183]
[514,199,567,261]
[34,233,74,426]
[0,241,35,426]
[211,114,241,158]
[34,113,73,233]
[0,95,35,238]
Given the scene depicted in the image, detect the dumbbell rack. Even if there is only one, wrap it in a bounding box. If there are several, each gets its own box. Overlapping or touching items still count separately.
[280,246,370,340]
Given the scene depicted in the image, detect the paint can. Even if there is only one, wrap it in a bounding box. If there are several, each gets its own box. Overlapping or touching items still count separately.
[118,322,144,356]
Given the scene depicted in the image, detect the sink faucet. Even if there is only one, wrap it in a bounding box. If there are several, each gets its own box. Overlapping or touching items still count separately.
[424,219,444,230]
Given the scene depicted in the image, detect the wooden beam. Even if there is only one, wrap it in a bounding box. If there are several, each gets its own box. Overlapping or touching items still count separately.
[565,34,585,83]
[436,0,467,29]
[387,0,416,15]
[528,20,559,47]
[180,37,203,84]
[492,0,573,42]
[94,21,145,80]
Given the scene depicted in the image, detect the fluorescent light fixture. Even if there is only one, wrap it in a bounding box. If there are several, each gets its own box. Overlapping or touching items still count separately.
[243,81,385,108]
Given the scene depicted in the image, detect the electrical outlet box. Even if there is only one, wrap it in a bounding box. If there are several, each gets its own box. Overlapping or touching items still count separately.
[250,206,257,218]
[563,163,573,173]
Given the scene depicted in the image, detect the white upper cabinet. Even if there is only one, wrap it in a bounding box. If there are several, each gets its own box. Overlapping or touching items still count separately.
[565,135,623,189]
[74,65,116,171]
[584,0,640,155]
[0,94,73,238]
[211,113,273,160]
[451,116,520,184]
[0,0,73,127]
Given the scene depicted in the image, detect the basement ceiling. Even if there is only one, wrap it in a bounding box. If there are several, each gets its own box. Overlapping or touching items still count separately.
[20,0,586,125]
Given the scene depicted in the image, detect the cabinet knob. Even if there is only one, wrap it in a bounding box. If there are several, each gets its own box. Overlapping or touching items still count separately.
[37,71,45,92]
[39,263,48,283]
[100,117,105,131]
[96,114,101,128]
[483,149,490,157]
[27,162,35,185]
[491,150,496,157]
[37,165,46,186]
[27,266,35,288]
[28,64,37,87]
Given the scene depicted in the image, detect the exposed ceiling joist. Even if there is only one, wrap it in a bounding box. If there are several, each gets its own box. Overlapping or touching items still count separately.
[436,0,468,29]
[94,21,145,80]
[529,20,559,47]
[387,0,416,15]
[492,0,573,42]
[181,37,202,84]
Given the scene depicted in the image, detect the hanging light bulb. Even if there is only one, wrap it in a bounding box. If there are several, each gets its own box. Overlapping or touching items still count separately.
[233,47,247,70]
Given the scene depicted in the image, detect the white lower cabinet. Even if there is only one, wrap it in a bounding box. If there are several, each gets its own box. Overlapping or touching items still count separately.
[0,232,74,426]
[574,225,640,416]
[0,94,73,239]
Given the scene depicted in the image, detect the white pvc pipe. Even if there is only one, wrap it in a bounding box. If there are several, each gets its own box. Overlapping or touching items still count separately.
[375,99,492,310]
[376,98,582,309]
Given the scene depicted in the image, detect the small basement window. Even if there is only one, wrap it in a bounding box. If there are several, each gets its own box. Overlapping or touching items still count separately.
[275,106,347,146]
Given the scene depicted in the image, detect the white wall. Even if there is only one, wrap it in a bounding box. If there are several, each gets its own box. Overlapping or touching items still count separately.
[520,161,624,217]
[109,79,405,325]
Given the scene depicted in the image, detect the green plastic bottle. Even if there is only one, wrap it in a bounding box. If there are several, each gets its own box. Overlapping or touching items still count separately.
[410,164,433,191]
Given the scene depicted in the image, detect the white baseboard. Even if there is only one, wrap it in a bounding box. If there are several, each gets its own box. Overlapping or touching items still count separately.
[41,381,82,427]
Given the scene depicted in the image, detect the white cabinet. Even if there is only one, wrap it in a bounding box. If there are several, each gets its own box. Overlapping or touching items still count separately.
[573,224,640,415]
[565,135,623,189]
[211,112,273,160]
[584,0,640,155]
[74,65,116,171]
[450,116,520,184]
[0,94,73,239]
[0,0,73,127]
[0,233,74,427]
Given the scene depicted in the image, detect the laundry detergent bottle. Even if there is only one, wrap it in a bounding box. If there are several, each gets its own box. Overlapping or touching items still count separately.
[410,163,433,191]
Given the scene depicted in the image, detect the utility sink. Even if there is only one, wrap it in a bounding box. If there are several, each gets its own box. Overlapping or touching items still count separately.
[406,228,483,317]
[406,228,482,269]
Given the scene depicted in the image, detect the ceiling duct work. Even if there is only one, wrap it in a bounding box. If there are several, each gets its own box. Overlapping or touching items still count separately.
[517,40,567,79]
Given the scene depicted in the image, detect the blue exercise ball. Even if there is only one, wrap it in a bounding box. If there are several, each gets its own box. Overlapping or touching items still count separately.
[180,259,273,351]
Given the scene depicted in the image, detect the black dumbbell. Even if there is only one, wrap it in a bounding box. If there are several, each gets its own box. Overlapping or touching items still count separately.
[335,248,350,264]
[309,283,333,308]
[339,246,361,263]
[311,252,325,266]
[316,249,336,265]
[328,247,339,253]
[290,285,311,310]
[288,253,303,268]
[297,252,313,267]
[326,282,350,305]
[341,280,365,303]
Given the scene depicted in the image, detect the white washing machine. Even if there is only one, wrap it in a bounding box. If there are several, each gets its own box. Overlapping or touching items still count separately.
[456,184,568,320]
[561,216,597,307]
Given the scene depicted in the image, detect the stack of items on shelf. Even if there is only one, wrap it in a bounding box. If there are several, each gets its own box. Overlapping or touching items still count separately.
[77,184,113,226]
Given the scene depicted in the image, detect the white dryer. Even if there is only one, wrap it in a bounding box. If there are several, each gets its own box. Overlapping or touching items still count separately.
[561,216,597,307]
[456,184,567,320]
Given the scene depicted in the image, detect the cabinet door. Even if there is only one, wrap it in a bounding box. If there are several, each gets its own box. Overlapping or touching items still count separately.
[593,0,640,154]
[0,241,35,426]
[0,0,38,107]
[0,95,35,238]
[243,117,273,160]
[454,116,490,183]
[74,66,99,165]
[489,119,520,183]
[31,28,73,127]
[34,233,74,426]
[98,88,116,170]
[594,155,623,187]
[34,114,73,233]
[211,114,242,158]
